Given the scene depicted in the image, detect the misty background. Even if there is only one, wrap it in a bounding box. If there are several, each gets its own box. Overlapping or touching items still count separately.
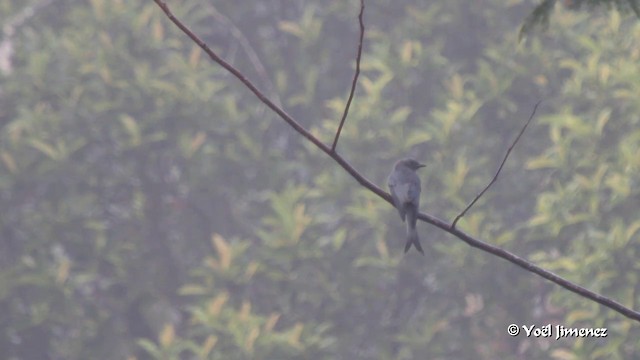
[0,0,639,359]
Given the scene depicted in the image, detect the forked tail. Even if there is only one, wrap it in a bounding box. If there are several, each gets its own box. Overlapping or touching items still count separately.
[405,207,424,255]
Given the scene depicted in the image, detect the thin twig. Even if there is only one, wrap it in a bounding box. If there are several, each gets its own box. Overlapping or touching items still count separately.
[1,0,55,74]
[451,101,541,229]
[628,0,640,19]
[331,0,365,152]
[152,0,640,322]
[206,3,283,108]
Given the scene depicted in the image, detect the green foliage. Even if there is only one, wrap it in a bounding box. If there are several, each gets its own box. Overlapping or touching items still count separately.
[520,0,640,40]
[1,0,639,359]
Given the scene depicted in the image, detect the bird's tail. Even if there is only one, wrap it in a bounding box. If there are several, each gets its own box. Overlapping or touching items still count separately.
[405,207,424,255]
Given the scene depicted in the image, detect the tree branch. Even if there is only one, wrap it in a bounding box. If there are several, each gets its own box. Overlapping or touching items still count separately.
[628,0,640,19]
[152,0,640,322]
[331,0,365,152]
[206,3,283,108]
[452,101,540,229]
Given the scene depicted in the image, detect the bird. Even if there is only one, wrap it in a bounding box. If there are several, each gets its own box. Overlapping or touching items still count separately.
[387,158,426,255]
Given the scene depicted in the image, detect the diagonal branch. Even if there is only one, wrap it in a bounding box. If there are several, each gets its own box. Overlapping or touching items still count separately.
[452,101,540,229]
[152,0,640,322]
[206,3,283,108]
[628,0,640,18]
[331,0,365,152]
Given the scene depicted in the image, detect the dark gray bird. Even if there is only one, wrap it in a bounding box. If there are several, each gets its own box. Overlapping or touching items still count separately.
[387,158,425,254]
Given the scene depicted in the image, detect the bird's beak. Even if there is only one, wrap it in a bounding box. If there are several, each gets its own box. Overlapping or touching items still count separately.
[418,163,426,168]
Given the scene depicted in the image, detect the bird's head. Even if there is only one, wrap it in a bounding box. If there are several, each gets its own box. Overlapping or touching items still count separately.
[396,158,426,171]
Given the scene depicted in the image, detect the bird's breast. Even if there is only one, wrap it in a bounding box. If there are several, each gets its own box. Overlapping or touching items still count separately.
[394,183,413,204]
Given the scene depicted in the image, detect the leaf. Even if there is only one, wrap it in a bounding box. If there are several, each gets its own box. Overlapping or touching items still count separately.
[89,0,105,19]
[29,139,58,159]
[563,114,590,135]
[244,262,259,280]
[237,131,261,158]
[332,228,347,250]
[159,324,175,348]
[389,106,412,125]
[211,233,231,269]
[447,73,464,99]
[245,326,260,353]
[56,259,71,284]
[518,0,555,42]
[264,313,281,332]
[565,213,591,225]
[152,18,164,42]
[608,9,621,33]
[626,220,640,243]
[405,130,432,147]
[565,309,595,325]
[0,151,17,173]
[288,323,304,349]
[375,237,389,259]
[550,349,578,360]
[450,156,469,192]
[119,114,141,146]
[526,155,557,170]
[559,58,582,71]
[278,21,304,38]
[199,335,218,358]
[552,258,579,272]
[400,40,414,64]
[208,292,229,316]
[239,300,251,321]
[186,131,207,158]
[134,4,155,30]
[599,64,611,84]
[605,173,630,197]
[324,98,345,115]
[494,231,514,245]
[189,45,202,69]
[137,339,160,357]
[292,204,311,243]
[359,76,374,95]
[528,214,549,227]
[178,284,209,295]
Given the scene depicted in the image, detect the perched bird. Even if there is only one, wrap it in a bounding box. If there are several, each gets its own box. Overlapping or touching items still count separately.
[387,158,426,254]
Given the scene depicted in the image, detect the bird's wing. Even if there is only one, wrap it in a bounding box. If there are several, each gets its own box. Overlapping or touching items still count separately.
[387,175,406,221]
[406,176,421,207]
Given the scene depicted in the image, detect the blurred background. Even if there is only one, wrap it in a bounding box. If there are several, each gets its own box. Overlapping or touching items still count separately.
[1,0,639,358]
